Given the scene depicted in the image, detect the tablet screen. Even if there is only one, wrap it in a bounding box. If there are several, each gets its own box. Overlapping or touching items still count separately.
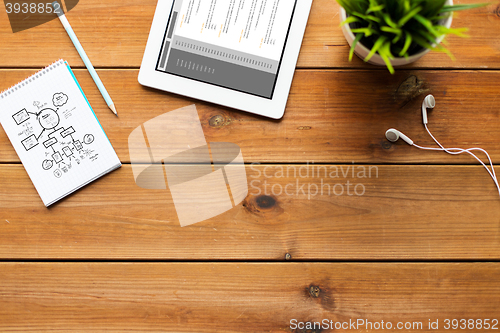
[155,0,297,99]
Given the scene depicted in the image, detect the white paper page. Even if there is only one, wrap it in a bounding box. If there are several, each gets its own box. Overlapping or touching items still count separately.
[0,60,121,206]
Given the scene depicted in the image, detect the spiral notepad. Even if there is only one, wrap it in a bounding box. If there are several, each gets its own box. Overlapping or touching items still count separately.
[0,60,121,206]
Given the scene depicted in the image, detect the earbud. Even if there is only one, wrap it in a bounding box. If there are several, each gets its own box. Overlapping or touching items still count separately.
[385,128,414,145]
[421,94,435,125]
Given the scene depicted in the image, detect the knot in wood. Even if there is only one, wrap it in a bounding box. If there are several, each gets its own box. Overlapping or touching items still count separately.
[309,285,321,298]
[243,194,283,218]
[255,195,276,209]
[394,75,427,106]
[209,115,225,128]
[382,141,392,150]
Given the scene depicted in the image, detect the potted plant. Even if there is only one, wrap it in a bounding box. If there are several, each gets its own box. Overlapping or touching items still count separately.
[337,0,487,73]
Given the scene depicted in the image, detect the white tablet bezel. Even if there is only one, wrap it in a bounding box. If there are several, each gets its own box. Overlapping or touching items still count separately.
[139,0,312,119]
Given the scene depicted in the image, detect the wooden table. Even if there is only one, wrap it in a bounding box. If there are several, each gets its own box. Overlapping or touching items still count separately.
[1,0,500,331]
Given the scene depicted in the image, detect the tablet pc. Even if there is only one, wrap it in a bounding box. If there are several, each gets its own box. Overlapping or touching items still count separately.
[139,0,312,119]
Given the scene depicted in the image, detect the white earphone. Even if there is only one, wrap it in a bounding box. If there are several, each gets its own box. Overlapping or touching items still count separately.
[421,94,435,125]
[386,95,500,197]
[385,128,413,145]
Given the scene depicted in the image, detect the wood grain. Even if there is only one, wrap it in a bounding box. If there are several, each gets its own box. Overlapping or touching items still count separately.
[1,263,499,332]
[0,164,498,260]
[1,69,500,164]
[0,0,498,69]
[0,0,499,326]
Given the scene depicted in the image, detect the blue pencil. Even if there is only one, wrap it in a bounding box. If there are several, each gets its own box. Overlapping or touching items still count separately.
[52,1,117,116]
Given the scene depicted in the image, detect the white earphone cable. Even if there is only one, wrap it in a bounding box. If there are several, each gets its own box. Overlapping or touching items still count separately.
[424,124,497,179]
[412,125,500,196]
[425,124,499,193]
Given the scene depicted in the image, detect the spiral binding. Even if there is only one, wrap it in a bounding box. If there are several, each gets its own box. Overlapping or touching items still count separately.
[0,59,65,100]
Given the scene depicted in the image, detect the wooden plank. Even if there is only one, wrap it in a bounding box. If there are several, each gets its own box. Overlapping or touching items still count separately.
[0,0,498,69]
[1,69,500,164]
[1,263,499,332]
[0,164,499,260]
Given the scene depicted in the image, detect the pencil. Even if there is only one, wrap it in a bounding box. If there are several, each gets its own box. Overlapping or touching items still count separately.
[52,1,117,116]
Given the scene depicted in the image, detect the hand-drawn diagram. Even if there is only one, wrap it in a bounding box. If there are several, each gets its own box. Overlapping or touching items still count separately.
[13,92,97,179]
